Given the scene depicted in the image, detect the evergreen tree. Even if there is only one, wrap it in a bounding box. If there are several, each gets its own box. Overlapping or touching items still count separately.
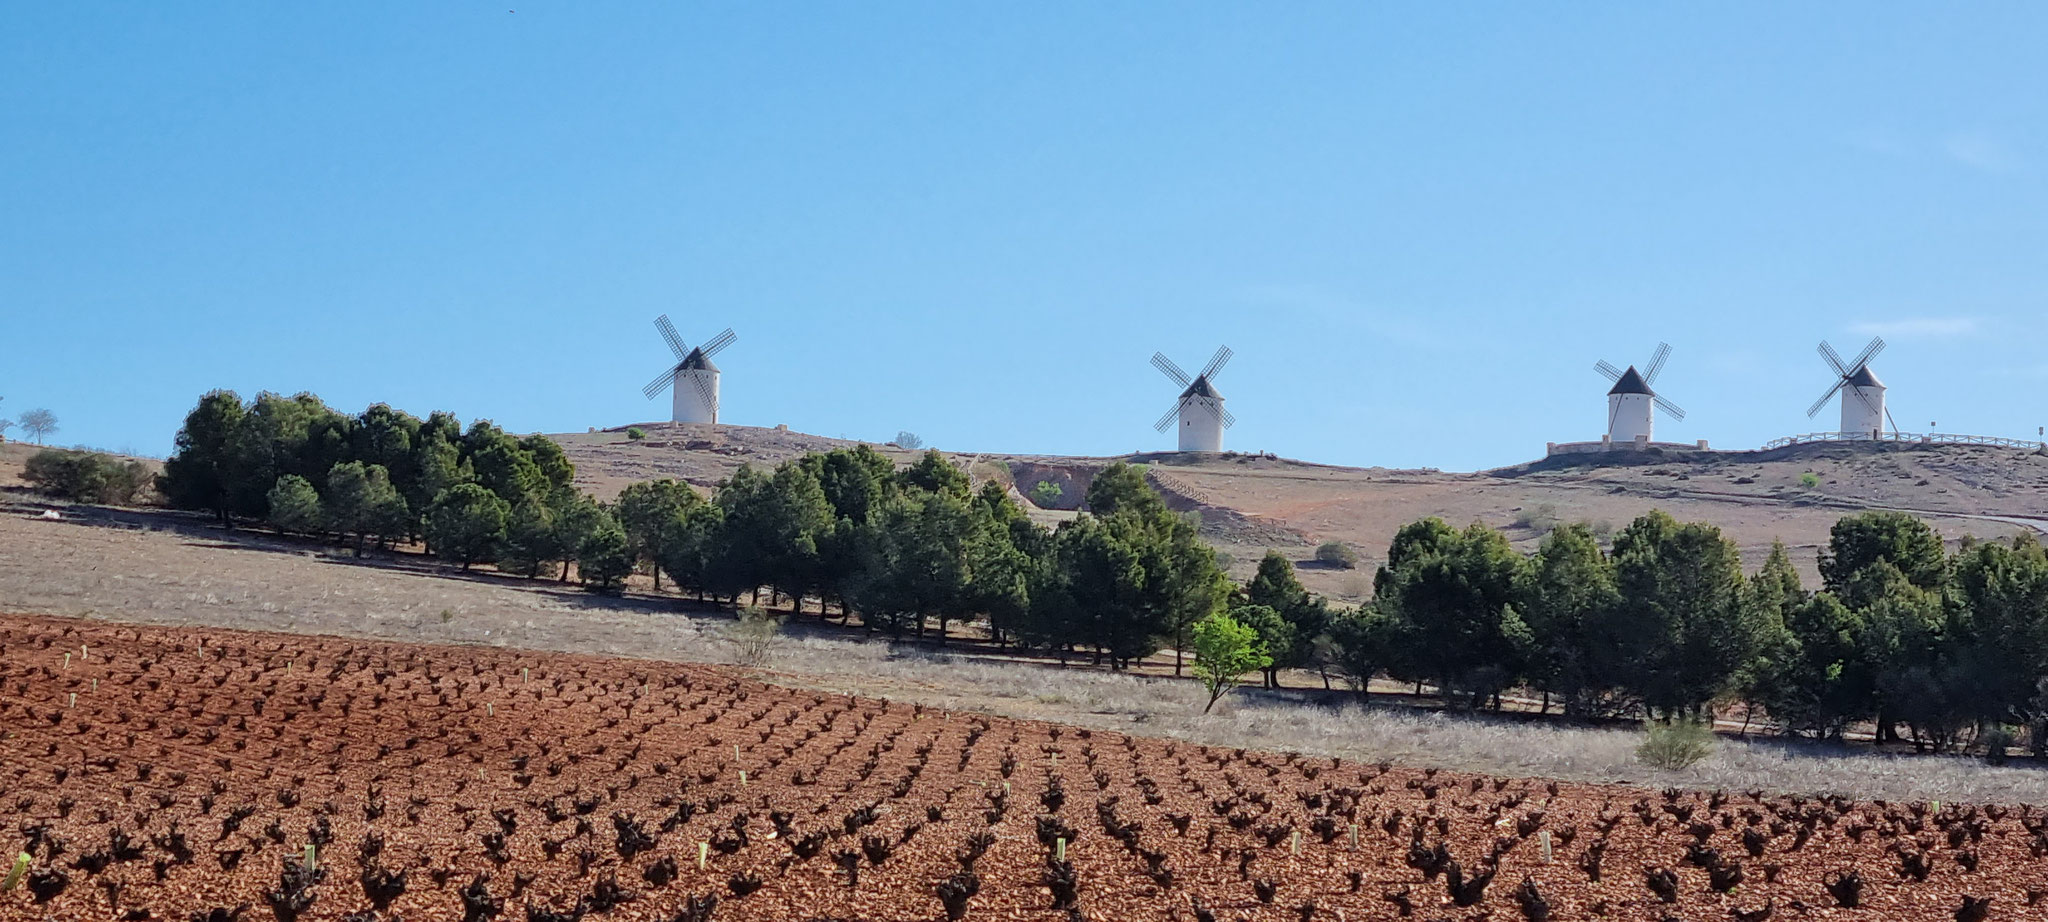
[653,501,725,600]
[352,404,421,516]
[801,446,899,616]
[1816,512,1950,743]
[850,488,977,639]
[1821,511,1950,602]
[614,479,701,590]
[1042,514,1155,667]
[324,461,409,555]
[424,484,510,570]
[1733,542,1803,730]
[499,494,562,578]
[1515,524,1627,716]
[1763,591,1867,737]
[227,392,315,520]
[467,423,545,502]
[411,427,473,518]
[967,481,1039,646]
[1854,566,1961,750]
[1327,605,1390,699]
[898,449,970,498]
[293,395,357,487]
[548,488,607,583]
[521,434,576,491]
[1243,551,1331,688]
[1948,535,2048,738]
[1611,511,1761,718]
[158,390,247,526]
[1374,520,1532,708]
[1083,462,1162,517]
[1229,603,1294,689]
[265,475,324,535]
[577,509,635,592]
[711,463,834,608]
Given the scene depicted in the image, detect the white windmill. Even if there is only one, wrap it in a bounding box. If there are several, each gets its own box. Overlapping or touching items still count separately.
[641,315,736,424]
[1150,346,1235,452]
[1807,337,1891,439]
[1594,342,1686,444]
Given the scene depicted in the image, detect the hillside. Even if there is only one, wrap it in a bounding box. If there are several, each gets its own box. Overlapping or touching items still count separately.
[555,424,2048,601]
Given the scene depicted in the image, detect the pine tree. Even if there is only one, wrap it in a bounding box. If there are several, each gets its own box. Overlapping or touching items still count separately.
[577,509,635,592]
[615,479,702,591]
[158,391,247,526]
[424,484,510,570]
[265,475,324,535]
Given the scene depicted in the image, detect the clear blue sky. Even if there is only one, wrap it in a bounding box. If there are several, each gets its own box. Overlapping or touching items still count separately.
[7,4,2047,470]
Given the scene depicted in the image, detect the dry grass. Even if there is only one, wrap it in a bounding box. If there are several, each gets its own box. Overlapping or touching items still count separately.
[9,498,2048,803]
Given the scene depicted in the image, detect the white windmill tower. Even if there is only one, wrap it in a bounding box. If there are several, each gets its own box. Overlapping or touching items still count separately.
[1594,342,1686,444]
[1150,346,1235,452]
[641,315,736,424]
[1807,337,1891,439]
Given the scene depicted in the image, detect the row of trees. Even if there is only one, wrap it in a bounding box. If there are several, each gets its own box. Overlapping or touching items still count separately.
[1309,509,2048,753]
[156,394,2048,750]
[159,390,575,537]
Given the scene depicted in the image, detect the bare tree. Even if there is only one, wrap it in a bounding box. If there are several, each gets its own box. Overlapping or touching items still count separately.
[893,430,924,450]
[18,409,57,445]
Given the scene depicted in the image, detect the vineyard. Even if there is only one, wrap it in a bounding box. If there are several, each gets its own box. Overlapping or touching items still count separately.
[0,614,2034,921]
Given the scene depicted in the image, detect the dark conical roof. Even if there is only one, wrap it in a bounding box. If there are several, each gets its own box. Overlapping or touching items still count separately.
[1846,364,1883,388]
[1179,375,1223,401]
[1607,365,1652,396]
[679,348,719,373]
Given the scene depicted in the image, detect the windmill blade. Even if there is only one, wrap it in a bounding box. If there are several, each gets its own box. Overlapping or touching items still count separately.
[1805,379,1845,418]
[1198,345,1234,381]
[654,315,689,360]
[1846,336,1885,373]
[1219,405,1237,428]
[699,328,737,358]
[1643,342,1672,385]
[1594,360,1623,382]
[1652,393,1687,421]
[1816,341,1849,376]
[642,365,680,399]
[688,369,718,413]
[1152,402,1182,433]
[1151,352,1192,388]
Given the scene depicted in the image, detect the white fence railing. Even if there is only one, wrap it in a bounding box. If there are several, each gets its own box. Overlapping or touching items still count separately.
[1761,431,2047,451]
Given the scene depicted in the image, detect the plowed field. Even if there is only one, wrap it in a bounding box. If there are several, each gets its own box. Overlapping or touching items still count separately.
[0,614,2031,921]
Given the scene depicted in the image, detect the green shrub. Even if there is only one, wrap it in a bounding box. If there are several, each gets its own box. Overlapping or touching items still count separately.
[626,427,646,441]
[20,449,149,505]
[1636,719,1716,770]
[1799,472,1821,489]
[1029,480,1063,508]
[1314,541,1359,569]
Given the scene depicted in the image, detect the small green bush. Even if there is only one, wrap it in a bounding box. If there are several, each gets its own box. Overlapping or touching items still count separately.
[1636,719,1716,770]
[626,427,646,441]
[1799,472,1821,489]
[1029,480,1063,507]
[1315,541,1359,569]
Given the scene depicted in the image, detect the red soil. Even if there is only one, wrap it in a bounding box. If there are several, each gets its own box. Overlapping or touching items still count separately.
[0,613,2031,921]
